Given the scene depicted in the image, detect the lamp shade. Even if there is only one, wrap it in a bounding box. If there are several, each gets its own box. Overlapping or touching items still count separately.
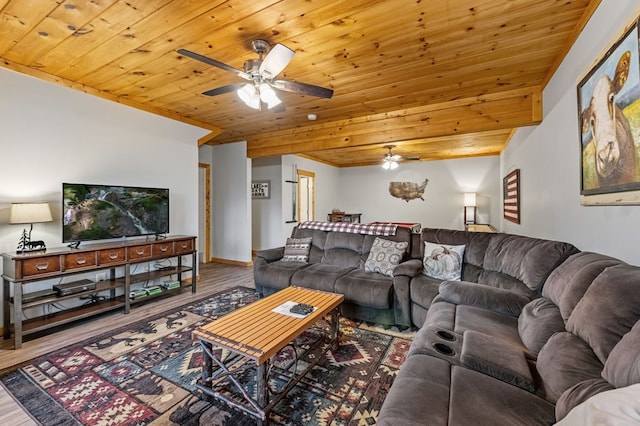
[464,193,477,207]
[10,203,53,224]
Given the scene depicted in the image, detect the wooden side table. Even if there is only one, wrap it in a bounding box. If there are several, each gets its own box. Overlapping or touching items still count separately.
[465,224,497,233]
[327,212,362,223]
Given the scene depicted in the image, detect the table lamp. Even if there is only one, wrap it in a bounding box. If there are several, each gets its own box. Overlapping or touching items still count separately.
[464,193,477,225]
[10,202,53,252]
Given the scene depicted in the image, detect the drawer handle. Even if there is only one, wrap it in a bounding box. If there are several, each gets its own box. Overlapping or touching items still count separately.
[181,243,188,249]
[75,258,87,265]
[36,263,49,271]
[159,246,168,252]
[136,249,145,256]
[108,253,119,260]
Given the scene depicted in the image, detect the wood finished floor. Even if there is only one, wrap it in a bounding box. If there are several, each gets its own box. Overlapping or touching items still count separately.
[0,262,255,425]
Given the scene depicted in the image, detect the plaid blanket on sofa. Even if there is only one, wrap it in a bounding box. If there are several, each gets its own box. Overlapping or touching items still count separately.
[297,221,398,236]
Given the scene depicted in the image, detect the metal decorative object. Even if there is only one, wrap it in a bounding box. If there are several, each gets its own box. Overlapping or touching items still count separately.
[388,179,429,202]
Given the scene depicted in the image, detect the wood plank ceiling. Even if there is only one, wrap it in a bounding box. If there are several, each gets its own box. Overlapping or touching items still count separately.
[1,0,601,167]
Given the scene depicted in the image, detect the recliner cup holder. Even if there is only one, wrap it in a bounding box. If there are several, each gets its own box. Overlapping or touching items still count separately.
[435,330,456,341]
[432,342,455,356]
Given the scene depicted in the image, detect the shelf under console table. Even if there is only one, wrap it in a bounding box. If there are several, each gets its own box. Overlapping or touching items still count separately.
[2,235,197,349]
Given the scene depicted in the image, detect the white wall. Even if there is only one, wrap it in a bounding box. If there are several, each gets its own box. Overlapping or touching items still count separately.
[339,156,501,229]
[201,142,253,263]
[502,0,640,265]
[252,156,283,251]
[0,68,207,251]
[0,67,208,319]
[280,155,342,243]
[251,155,501,250]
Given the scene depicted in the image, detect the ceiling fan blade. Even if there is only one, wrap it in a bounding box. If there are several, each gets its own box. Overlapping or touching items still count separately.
[202,84,245,97]
[177,49,251,80]
[273,79,334,98]
[259,43,295,78]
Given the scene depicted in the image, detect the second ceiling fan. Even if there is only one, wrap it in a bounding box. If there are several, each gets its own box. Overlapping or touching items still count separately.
[178,40,334,111]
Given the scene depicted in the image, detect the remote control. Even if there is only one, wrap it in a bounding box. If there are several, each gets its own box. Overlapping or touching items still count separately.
[290,303,314,315]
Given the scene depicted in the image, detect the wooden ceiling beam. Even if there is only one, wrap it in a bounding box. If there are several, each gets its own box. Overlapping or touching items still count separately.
[243,86,541,158]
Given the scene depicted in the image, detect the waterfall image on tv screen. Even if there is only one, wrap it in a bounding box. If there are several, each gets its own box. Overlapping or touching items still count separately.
[63,183,169,242]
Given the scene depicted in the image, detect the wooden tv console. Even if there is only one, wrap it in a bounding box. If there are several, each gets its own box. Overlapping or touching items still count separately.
[2,235,196,349]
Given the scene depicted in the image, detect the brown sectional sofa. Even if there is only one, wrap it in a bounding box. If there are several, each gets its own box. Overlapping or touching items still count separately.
[256,226,640,423]
[379,231,640,425]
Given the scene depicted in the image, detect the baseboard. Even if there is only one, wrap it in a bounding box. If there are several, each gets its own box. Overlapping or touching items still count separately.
[211,258,253,267]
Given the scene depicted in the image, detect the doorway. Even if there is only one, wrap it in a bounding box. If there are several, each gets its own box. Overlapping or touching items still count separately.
[297,169,315,222]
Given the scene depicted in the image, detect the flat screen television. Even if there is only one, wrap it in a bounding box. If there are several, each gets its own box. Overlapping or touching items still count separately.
[62,183,169,243]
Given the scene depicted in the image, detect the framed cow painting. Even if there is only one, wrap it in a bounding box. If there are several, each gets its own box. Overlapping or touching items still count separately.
[578,18,640,205]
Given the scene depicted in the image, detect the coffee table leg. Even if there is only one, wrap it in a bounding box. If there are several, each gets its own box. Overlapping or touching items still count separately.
[256,360,269,424]
[201,340,213,385]
[330,308,340,349]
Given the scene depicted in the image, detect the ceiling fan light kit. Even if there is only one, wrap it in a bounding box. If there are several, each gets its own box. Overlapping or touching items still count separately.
[178,39,333,111]
[382,145,400,170]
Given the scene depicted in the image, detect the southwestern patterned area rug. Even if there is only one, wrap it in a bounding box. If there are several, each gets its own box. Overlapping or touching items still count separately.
[0,286,413,425]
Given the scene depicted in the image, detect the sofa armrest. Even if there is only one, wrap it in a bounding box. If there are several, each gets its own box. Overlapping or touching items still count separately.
[385,259,424,328]
[438,280,531,316]
[255,247,285,263]
[393,258,424,278]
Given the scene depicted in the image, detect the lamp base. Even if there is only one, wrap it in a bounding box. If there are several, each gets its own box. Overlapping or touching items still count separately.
[17,240,47,253]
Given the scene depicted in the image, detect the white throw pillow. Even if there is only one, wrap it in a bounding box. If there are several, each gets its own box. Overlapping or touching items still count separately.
[364,237,408,277]
[423,241,465,280]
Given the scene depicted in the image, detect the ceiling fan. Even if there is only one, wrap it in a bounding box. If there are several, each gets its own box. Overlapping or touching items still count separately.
[382,145,420,170]
[177,40,334,111]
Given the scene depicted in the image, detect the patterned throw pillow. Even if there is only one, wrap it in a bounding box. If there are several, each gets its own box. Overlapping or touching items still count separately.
[364,237,409,277]
[282,237,312,262]
[423,241,465,281]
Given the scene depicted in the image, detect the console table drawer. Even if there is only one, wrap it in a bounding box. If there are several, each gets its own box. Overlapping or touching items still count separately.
[64,252,97,270]
[21,256,61,277]
[175,239,194,254]
[128,245,151,260]
[153,242,175,256]
[99,248,126,265]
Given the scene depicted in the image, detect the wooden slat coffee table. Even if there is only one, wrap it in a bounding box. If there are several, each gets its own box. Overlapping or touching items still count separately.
[193,286,344,424]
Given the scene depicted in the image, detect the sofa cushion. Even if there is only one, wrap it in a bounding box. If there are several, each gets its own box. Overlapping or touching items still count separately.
[480,234,578,293]
[334,268,393,310]
[439,280,531,316]
[290,263,354,292]
[542,252,622,322]
[449,364,556,426]
[554,378,615,422]
[364,237,408,277]
[601,319,640,388]
[442,304,529,355]
[291,228,329,264]
[321,231,364,267]
[566,263,640,364]
[281,237,312,262]
[461,330,535,392]
[518,298,565,357]
[536,332,604,402]
[377,354,452,426]
[423,242,465,280]
[254,260,310,290]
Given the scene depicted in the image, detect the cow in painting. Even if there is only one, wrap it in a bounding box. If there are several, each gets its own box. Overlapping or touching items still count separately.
[581,50,637,187]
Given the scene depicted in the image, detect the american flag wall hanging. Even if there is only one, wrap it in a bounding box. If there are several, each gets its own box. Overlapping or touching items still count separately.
[503,169,520,224]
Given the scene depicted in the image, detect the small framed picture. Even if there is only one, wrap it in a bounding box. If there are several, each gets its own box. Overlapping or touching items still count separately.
[252,180,271,199]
